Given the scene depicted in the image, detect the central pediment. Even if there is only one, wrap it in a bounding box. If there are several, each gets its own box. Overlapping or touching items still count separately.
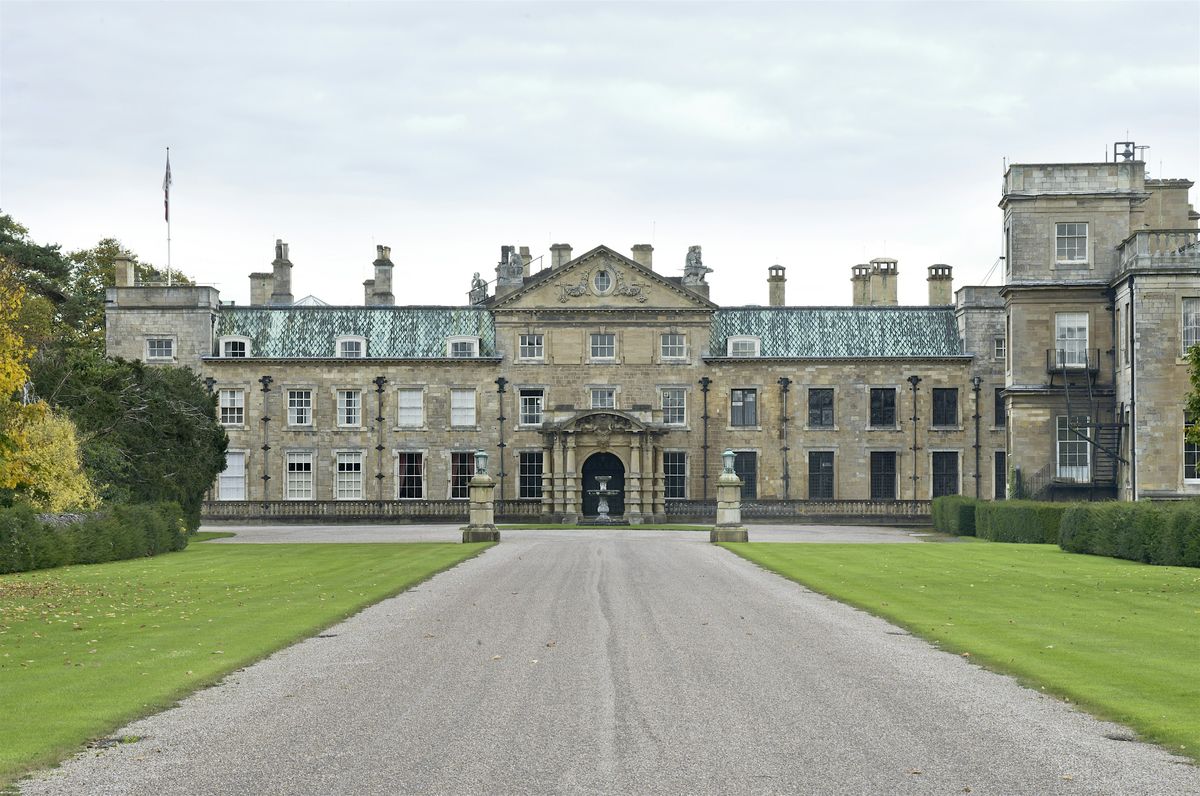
[491,245,716,311]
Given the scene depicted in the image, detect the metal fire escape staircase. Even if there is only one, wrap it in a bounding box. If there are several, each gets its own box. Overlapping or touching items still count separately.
[1046,347,1126,495]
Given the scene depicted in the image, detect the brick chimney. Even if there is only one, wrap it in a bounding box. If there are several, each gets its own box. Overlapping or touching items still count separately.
[249,272,273,305]
[851,264,871,306]
[550,243,573,269]
[268,239,294,306]
[768,265,786,307]
[927,264,953,305]
[632,244,653,270]
[369,245,395,305]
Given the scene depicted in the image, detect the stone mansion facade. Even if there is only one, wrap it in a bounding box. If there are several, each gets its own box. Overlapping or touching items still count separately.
[105,145,1199,522]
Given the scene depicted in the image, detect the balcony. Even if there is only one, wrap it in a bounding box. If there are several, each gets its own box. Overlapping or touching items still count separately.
[1045,348,1101,374]
[1117,229,1200,274]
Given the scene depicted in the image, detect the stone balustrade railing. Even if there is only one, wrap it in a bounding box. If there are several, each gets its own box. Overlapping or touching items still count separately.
[665,498,931,523]
[202,499,543,522]
[1117,229,1200,273]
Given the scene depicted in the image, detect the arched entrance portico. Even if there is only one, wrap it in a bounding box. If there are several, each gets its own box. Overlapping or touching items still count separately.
[543,409,666,523]
[582,452,625,518]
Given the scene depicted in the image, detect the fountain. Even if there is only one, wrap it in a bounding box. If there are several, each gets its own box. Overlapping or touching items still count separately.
[585,475,622,523]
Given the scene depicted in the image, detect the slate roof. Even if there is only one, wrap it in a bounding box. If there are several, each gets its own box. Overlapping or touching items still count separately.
[213,307,496,358]
[710,307,963,358]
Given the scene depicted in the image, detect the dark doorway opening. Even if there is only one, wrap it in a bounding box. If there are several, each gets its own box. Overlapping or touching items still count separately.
[582,452,625,517]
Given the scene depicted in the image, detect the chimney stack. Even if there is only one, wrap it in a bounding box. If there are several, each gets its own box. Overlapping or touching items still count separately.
[768,265,786,307]
[269,239,294,306]
[519,246,532,277]
[550,243,573,269]
[114,255,136,287]
[927,264,953,305]
[363,279,376,304]
[369,244,395,305]
[868,257,898,306]
[851,264,871,306]
[249,272,273,305]
[632,244,654,270]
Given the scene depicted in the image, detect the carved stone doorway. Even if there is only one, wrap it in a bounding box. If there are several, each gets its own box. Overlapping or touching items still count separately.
[581,452,625,518]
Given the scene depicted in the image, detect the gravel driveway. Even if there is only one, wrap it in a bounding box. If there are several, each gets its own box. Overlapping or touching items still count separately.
[22,532,1197,795]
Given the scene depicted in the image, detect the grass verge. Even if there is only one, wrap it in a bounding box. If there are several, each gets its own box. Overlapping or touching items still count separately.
[723,541,1200,761]
[189,531,236,542]
[0,541,490,785]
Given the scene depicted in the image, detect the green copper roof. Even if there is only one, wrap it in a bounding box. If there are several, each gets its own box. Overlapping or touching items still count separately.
[710,307,962,358]
[214,307,496,358]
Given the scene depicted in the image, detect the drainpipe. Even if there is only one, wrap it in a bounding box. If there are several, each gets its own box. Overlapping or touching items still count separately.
[699,376,712,500]
[374,376,387,500]
[907,375,922,500]
[258,375,273,502]
[778,376,791,499]
[971,375,982,499]
[1129,276,1137,500]
[495,377,508,502]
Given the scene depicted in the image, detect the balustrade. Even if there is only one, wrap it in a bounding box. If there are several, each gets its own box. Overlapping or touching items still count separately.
[1117,229,1200,273]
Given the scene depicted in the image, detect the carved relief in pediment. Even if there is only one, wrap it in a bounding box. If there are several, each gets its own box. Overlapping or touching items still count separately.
[556,265,649,304]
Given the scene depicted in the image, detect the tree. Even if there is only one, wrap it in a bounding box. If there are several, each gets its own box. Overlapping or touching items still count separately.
[0,215,71,305]
[0,405,99,512]
[30,349,227,529]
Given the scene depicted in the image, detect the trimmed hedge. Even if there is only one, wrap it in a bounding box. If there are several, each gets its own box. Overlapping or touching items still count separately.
[931,496,978,536]
[0,502,187,574]
[1061,501,1200,567]
[975,500,1072,544]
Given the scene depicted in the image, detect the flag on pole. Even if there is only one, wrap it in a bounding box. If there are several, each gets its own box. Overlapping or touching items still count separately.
[163,149,172,222]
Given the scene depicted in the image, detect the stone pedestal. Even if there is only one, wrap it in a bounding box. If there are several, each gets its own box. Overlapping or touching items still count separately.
[462,472,500,543]
[711,471,749,543]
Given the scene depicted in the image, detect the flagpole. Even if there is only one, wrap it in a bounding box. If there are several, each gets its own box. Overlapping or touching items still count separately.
[165,147,173,286]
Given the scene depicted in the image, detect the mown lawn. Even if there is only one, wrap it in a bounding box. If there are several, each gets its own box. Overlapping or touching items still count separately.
[725,542,1200,761]
[0,541,490,785]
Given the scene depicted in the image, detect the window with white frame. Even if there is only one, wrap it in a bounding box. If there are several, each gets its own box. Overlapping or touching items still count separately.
[590,387,616,409]
[1055,222,1088,263]
[1183,299,1200,355]
[287,389,313,426]
[221,338,248,358]
[446,336,480,358]
[663,452,686,499]
[1186,417,1200,483]
[335,452,364,499]
[337,389,361,427]
[218,389,245,426]
[336,336,366,358]
[727,337,761,357]
[994,336,1006,361]
[519,451,543,499]
[519,389,544,426]
[593,269,613,294]
[450,451,474,499]
[146,338,174,360]
[660,333,686,360]
[285,452,313,500]
[396,452,424,499]
[217,452,245,500]
[661,388,686,426]
[1054,312,1089,368]
[1056,416,1090,482]
[590,333,616,360]
[519,333,544,360]
[397,389,424,428]
[450,388,476,427]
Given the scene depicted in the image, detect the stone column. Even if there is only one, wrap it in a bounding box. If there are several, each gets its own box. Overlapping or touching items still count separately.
[463,450,501,543]
[712,449,749,543]
[627,434,643,524]
[565,436,579,521]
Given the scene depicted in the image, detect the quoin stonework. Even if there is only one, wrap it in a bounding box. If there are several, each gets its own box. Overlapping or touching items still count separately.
[105,144,1199,522]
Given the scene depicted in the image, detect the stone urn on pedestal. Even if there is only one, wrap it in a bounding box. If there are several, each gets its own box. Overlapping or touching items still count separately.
[462,450,501,543]
[711,449,750,543]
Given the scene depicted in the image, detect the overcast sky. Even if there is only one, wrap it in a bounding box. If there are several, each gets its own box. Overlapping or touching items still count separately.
[2,1,1197,307]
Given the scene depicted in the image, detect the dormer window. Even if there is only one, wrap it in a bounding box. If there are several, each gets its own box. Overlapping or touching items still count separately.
[220,336,251,358]
[727,336,761,357]
[446,336,480,358]
[336,335,367,358]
